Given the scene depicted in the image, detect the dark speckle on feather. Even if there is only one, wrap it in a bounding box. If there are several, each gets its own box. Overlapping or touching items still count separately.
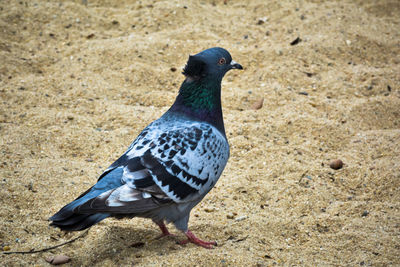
[140,131,148,138]
[168,150,178,159]
[171,164,181,174]
[177,158,189,169]
[142,140,150,145]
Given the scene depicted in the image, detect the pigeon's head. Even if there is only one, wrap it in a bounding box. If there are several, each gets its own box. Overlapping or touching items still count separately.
[182,47,243,82]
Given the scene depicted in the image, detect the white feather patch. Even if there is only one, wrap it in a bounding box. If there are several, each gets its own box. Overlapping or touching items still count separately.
[122,168,149,188]
[106,185,141,206]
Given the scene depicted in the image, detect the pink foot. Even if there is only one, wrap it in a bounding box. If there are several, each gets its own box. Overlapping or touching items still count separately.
[155,221,176,239]
[179,230,217,249]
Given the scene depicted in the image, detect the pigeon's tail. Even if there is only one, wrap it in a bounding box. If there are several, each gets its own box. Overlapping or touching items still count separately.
[49,167,124,231]
[50,210,110,231]
[49,198,110,231]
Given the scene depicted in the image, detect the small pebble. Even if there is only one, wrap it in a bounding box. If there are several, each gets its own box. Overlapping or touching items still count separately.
[257,17,267,25]
[305,72,313,77]
[3,246,10,251]
[203,207,216,212]
[45,255,70,265]
[290,37,302,46]
[361,210,369,217]
[226,213,235,219]
[329,159,343,170]
[235,215,247,221]
[251,98,264,110]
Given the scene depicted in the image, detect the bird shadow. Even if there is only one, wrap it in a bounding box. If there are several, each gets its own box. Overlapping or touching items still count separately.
[72,220,223,265]
[72,225,161,265]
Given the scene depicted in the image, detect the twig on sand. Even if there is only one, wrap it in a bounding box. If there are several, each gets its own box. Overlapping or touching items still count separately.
[2,230,89,255]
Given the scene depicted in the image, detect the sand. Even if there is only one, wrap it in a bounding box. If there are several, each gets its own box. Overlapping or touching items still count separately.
[1,0,399,266]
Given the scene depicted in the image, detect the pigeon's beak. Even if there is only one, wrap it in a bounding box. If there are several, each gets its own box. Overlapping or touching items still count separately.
[230,60,243,70]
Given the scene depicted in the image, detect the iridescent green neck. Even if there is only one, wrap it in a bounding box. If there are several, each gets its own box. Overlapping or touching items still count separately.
[168,77,225,135]
[179,78,221,111]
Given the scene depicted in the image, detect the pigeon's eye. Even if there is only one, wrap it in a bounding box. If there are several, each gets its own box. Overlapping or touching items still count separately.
[218,57,226,65]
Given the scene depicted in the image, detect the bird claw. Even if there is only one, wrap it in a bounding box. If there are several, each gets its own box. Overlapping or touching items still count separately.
[178,230,217,249]
[178,239,217,249]
[154,221,176,240]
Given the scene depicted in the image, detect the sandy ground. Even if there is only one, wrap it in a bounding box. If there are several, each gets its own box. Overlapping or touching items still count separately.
[1,0,400,266]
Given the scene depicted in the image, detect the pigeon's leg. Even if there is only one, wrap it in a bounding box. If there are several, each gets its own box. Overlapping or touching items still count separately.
[154,221,175,239]
[179,230,217,249]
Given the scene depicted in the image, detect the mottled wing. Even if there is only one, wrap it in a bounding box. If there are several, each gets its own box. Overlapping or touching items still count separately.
[76,121,229,214]
[75,154,171,214]
[126,122,230,203]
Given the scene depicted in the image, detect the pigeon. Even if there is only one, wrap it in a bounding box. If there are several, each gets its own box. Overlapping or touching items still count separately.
[49,47,243,249]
